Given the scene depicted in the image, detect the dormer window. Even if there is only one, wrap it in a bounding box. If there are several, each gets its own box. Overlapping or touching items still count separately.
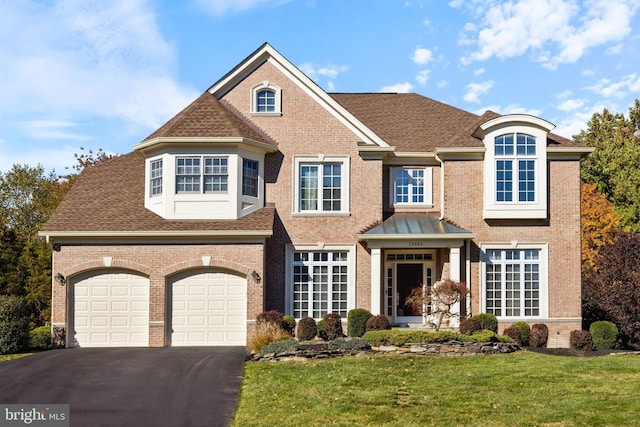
[242,159,259,197]
[150,159,163,197]
[251,82,282,116]
[495,133,536,203]
[176,156,228,194]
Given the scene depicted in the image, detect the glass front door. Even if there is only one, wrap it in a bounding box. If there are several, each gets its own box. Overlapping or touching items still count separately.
[385,251,435,324]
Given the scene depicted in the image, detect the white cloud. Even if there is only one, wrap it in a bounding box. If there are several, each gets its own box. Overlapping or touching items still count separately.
[380,82,414,93]
[463,80,494,103]
[556,98,587,112]
[478,104,543,117]
[19,120,92,141]
[586,74,640,98]
[474,68,485,76]
[411,47,433,65]
[194,0,294,15]
[460,0,640,69]
[437,80,448,88]
[416,70,431,86]
[299,62,349,91]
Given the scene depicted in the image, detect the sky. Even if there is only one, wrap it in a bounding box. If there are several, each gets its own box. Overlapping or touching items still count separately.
[1,0,640,175]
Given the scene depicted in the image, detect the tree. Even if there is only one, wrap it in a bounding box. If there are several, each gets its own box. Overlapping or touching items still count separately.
[583,232,640,349]
[577,100,640,231]
[60,147,114,188]
[405,279,468,331]
[581,182,621,273]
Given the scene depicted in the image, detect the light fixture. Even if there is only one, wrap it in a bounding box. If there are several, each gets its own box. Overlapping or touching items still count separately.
[251,270,261,283]
[55,273,66,286]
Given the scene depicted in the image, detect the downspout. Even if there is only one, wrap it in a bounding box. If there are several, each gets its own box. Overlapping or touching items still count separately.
[466,240,472,316]
[434,151,445,220]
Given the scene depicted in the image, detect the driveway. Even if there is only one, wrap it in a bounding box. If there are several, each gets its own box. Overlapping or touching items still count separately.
[0,347,247,427]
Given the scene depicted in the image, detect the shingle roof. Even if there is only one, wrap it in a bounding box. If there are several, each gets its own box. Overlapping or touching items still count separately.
[41,152,274,235]
[331,93,583,151]
[143,92,275,146]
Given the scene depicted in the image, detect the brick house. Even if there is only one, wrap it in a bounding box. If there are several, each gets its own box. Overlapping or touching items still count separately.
[41,43,592,348]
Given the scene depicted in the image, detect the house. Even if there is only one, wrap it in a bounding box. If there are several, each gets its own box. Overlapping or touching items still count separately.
[41,43,592,349]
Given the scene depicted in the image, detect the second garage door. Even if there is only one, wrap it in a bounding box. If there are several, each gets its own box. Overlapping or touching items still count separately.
[170,270,247,346]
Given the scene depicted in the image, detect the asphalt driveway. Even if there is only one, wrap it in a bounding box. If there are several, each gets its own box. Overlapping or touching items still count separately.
[0,347,247,427]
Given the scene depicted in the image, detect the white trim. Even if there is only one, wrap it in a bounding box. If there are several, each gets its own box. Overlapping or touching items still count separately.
[134,137,278,153]
[480,114,555,132]
[389,166,433,208]
[250,81,282,116]
[292,155,350,215]
[479,243,549,319]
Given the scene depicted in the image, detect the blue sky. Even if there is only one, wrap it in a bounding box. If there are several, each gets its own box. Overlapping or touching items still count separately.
[2,0,639,174]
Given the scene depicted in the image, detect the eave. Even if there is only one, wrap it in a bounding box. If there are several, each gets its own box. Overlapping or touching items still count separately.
[133,137,278,154]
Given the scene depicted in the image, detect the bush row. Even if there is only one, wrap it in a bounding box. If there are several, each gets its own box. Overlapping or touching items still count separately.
[363,329,514,347]
[569,321,619,351]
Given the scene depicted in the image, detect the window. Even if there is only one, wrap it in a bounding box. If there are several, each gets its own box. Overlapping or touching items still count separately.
[256,90,276,112]
[150,159,163,196]
[292,251,349,319]
[294,156,349,214]
[242,159,259,197]
[494,133,536,203]
[391,167,432,206]
[484,248,544,317]
[176,156,228,194]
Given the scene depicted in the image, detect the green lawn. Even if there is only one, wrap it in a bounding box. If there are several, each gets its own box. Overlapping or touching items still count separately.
[232,351,640,427]
[0,353,32,363]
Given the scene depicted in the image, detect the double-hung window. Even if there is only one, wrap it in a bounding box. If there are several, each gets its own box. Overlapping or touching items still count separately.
[485,248,546,317]
[391,167,432,206]
[292,251,349,319]
[242,159,259,197]
[150,159,163,196]
[176,156,228,194]
[495,133,536,203]
[294,156,349,214]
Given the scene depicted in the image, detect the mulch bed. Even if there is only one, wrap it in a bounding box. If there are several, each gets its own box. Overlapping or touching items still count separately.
[524,346,639,357]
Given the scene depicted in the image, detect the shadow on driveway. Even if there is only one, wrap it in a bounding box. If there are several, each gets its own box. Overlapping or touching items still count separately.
[0,347,247,427]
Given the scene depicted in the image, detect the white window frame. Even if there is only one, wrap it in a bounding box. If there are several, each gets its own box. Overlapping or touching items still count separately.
[479,243,548,319]
[150,158,163,197]
[390,167,433,207]
[285,244,356,320]
[251,81,282,116]
[494,133,537,203]
[293,155,350,216]
[175,155,228,194]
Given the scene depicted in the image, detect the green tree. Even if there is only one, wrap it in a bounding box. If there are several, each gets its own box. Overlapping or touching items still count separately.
[577,100,640,231]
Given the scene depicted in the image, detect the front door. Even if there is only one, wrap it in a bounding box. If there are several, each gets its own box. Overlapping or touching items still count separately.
[385,251,436,324]
[397,264,423,317]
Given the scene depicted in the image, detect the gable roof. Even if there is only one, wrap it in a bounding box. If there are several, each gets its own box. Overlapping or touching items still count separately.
[41,152,274,238]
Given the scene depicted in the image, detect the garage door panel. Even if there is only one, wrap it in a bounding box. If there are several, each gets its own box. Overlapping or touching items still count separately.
[171,271,246,346]
[73,271,149,348]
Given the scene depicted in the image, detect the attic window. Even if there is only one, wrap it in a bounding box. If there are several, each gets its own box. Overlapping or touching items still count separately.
[251,82,281,116]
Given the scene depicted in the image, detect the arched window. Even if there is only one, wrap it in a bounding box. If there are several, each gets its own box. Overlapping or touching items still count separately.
[251,82,281,115]
[256,89,276,113]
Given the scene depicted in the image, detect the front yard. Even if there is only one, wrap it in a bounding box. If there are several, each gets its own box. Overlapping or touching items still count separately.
[232,351,640,426]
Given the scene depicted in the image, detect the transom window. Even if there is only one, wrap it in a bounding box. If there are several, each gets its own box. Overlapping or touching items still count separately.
[494,133,536,203]
[485,249,540,317]
[242,159,259,197]
[292,251,349,319]
[256,89,276,113]
[300,163,342,212]
[176,156,228,194]
[150,159,163,196]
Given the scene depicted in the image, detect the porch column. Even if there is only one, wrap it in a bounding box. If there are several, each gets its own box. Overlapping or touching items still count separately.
[449,247,461,327]
[370,248,381,315]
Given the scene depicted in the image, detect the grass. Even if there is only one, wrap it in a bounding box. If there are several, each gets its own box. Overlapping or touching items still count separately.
[0,353,32,363]
[232,351,640,426]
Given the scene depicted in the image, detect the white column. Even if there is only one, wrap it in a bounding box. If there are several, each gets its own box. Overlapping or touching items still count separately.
[370,248,382,315]
[449,247,461,327]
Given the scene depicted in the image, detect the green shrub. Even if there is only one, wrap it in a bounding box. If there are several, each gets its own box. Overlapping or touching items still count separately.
[256,310,284,328]
[282,315,296,335]
[590,321,618,350]
[322,313,343,340]
[347,308,372,337]
[512,321,530,346]
[0,296,29,354]
[472,313,498,333]
[365,314,391,332]
[529,323,549,348]
[570,330,593,351]
[28,326,51,350]
[328,337,369,351]
[296,317,317,341]
[316,319,327,340]
[259,338,300,355]
[459,318,482,334]
[362,329,511,347]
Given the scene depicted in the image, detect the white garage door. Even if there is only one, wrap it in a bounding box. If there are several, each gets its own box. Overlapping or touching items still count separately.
[72,271,149,347]
[171,270,247,346]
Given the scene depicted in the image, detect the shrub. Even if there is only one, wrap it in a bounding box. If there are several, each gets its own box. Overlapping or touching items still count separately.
[328,337,370,351]
[362,329,512,347]
[256,310,284,328]
[322,313,343,340]
[316,319,327,340]
[28,326,52,350]
[282,315,296,335]
[503,325,522,344]
[459,318,482,334]
[590,321,618,350]
[529,323,549,348]
[365,314,391,332]
[249,321,291,353]
[347,308,372,337]
[570,330,593,351]
[0,296,29,354]
[512,321,530,346]
[259,338,300,355]
[472,313,498,333]
[296,317,317,341]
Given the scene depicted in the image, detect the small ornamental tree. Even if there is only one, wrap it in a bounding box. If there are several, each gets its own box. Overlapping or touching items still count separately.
[405,279,468,331]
